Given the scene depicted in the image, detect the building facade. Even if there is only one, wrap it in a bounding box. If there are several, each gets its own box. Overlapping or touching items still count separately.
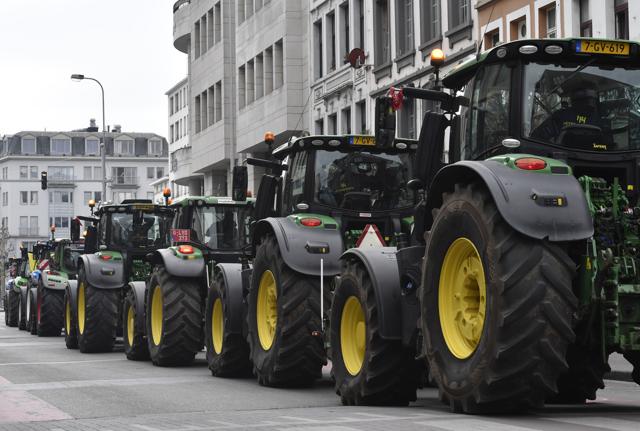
[0,127,168,257]
[478,0,639,49]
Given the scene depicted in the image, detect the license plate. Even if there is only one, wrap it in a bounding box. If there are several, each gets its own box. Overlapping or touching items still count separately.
[171,229,190,242]
[576,40,629,56]
[133,203,155,211]
[350,136,375,146]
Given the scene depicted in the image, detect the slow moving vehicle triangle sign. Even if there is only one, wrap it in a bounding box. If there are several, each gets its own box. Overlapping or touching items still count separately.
[356,224,386,248]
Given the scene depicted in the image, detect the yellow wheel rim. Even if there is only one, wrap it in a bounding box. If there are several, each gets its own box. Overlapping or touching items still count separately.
[340,296,366,376]
[212,298,224,354]
[78,282,85,335]
[439,237,487,359]
[127,304,135,347]
[65,298,71,334]
[256,270,277,350]
[151,286,163,346]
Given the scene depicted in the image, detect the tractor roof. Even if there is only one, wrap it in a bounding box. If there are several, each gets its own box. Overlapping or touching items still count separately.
[271,134,417,159]
[443,37,640,89]
[171,195,255,207]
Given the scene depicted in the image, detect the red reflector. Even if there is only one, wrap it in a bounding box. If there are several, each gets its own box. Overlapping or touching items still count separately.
[300,218,322,227]
[178,245,194,255]
[99,255,112,261]
[515,158,547,171]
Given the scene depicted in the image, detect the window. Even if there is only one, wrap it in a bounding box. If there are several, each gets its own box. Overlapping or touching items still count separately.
[356,0,365,50]
[287,151,308,209]
[398,98,416,139]
[313,20,324,79]
[328,113,338,135]
[194,20,201,58]
[195,95,202,131]
[265,47,274,93]
[2,167,7,180]
[201,89,209,128]
[30,166,38,179]
[2,192,7,206]
[256,53,264,99]
[238,66,246,109]
[274,39,284,89]
[21,136,36,154]
[51,136,71,155]
[147,167,155,179]
[19,166,28,179]
[49,190,73,204]
[356,100,367,133]
[485,29,499,49]
[94,166,102,180]
[112,167,137,185]
[615,0,628,40]
[396,0,414,57]
[340,2,350,64]
[20,191,28,205]
[49,216,69,229]
[374,0,391,66]
[1,217,7,228]
[421,0,440,44]
[207,8,214,48]
[170,125,175,143]
[48,166,73,181]
[148,139,162,156]
[157,167,165,178]
[214,2,221,43]
[341,107,352,134]
[327,11,336,72]
[94,191,102,203]
[247,59,255,104]
[215,81,222,122]
[207,86,215,127]
[114,139,135,155]
[238,0,245,23]
[546,6,557,38]
[84,166,92,180]
[84,191,92,205]
[30,191,38,205]
[510,17,527,41]
[245,0,253,19]
[315,118,324,134]
[85,138,100,155]
[449,0,470,29]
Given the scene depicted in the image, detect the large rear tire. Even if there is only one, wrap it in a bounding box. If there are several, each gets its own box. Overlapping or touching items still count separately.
[146,267,202,366]
[37,287,64,336]
[64,289,78,349]
[246,234,325,387]
[205,271,251,377]
[18,289,27,330]
[7,289,19,327]
[27,289,37,335]
[331,258,418,406]
[421,183,577,414]
[123,289,149,361]
[77,267,120,353]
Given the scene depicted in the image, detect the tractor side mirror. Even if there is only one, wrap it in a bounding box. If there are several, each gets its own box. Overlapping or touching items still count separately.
[232,165,248,201]
[375,96,396,149]
[84,226,98,254]
[254,175,278,220]
[70,218,81,242]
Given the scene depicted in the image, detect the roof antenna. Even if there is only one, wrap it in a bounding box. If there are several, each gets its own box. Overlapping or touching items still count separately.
[477,3,497,59]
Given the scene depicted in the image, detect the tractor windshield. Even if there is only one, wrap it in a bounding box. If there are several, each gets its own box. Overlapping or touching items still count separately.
[314,149,414,211]
[110,211,172,249]
[193,205,251,250]
[525,62,640,151]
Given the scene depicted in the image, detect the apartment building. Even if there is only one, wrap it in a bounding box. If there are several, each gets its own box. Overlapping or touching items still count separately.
[0,127,168,257]
[478,0,639,49]
[310,0,478,143]
[171,0,309,194]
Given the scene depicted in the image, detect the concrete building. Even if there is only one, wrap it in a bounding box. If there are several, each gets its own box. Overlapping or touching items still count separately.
[477,0,638,49]
[171,0,309,194]
[0,126,168,256]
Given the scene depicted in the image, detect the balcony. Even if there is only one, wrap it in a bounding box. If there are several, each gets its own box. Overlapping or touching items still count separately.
[48,175,77,187]
[173,0,191,53]
[171,146,203,186]
[111,176,139,188]
[18,227,39,237]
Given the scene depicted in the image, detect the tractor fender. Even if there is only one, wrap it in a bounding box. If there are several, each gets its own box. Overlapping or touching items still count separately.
[13,278,28,294]
[341,247,403,340]
[253,217,343,277]
[66,280,78,322]
[153,248,205,278]
[40,271,67,291]
[426,160,594,242]
[214,263,249,335]
[79,254,125,289]
[125,281,147,337]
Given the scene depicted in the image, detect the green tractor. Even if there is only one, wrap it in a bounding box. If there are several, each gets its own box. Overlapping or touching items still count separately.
[138,195,254,366]
[206,132,418,393]
[64,200,173,352]
[27,232,85,336]
[4,254,28,328]
[329,38,640,413]
[12,247,33,331]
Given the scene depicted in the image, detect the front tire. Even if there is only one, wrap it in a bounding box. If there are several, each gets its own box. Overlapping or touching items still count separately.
[146,267,202,366]
[205,271,251,377]
[421,183,577,414]
[77,267,120,353]
[331,258,418,406]
[18,290,27,330]
[123,290,149,361]
[7,289,19,327]
[27,289,37,335]
[246,234,325,387]
[64,289,78,349]
[37,287,64,336]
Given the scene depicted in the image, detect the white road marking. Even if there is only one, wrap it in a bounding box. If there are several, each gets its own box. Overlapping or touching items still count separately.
[421,418,541,431]
[0,341,66,347]
[0,358,126,366]
[550,417,640,431]
[0,375,206,392]
[279,416,322,423]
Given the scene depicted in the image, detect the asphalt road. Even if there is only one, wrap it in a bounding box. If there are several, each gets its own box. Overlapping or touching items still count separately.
[1,312,640,431]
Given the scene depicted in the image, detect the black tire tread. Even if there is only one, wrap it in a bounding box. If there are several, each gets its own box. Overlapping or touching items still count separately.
[7,290,19,327]
[64,289,78,349]
[123,290,149,361]
[77,272,120,353]
[37,288,64,336]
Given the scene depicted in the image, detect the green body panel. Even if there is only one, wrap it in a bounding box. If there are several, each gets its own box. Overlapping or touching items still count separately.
[14,277,28,288]
[170,245,204,260]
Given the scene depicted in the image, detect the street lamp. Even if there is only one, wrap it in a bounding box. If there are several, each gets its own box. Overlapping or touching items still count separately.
[71,74,107,202]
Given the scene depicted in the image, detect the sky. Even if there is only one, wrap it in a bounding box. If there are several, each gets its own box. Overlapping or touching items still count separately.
[0,0,186,137]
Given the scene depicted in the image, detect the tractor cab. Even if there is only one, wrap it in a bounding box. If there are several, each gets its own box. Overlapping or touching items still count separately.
[250,134,417,248]
[168,196,254,263]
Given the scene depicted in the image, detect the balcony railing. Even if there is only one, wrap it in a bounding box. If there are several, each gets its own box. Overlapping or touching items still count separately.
[18,227,39,237]
[173,0,190,13]
[48,175,76,184]
[112,176,139,186]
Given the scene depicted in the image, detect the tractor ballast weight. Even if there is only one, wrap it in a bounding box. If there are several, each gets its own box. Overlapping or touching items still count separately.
[251,217,343,276]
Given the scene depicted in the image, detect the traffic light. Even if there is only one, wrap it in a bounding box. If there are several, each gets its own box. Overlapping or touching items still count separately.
[40,171,48,190]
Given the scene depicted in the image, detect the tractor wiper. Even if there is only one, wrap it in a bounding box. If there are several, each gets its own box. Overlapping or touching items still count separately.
[548,57,598,95]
